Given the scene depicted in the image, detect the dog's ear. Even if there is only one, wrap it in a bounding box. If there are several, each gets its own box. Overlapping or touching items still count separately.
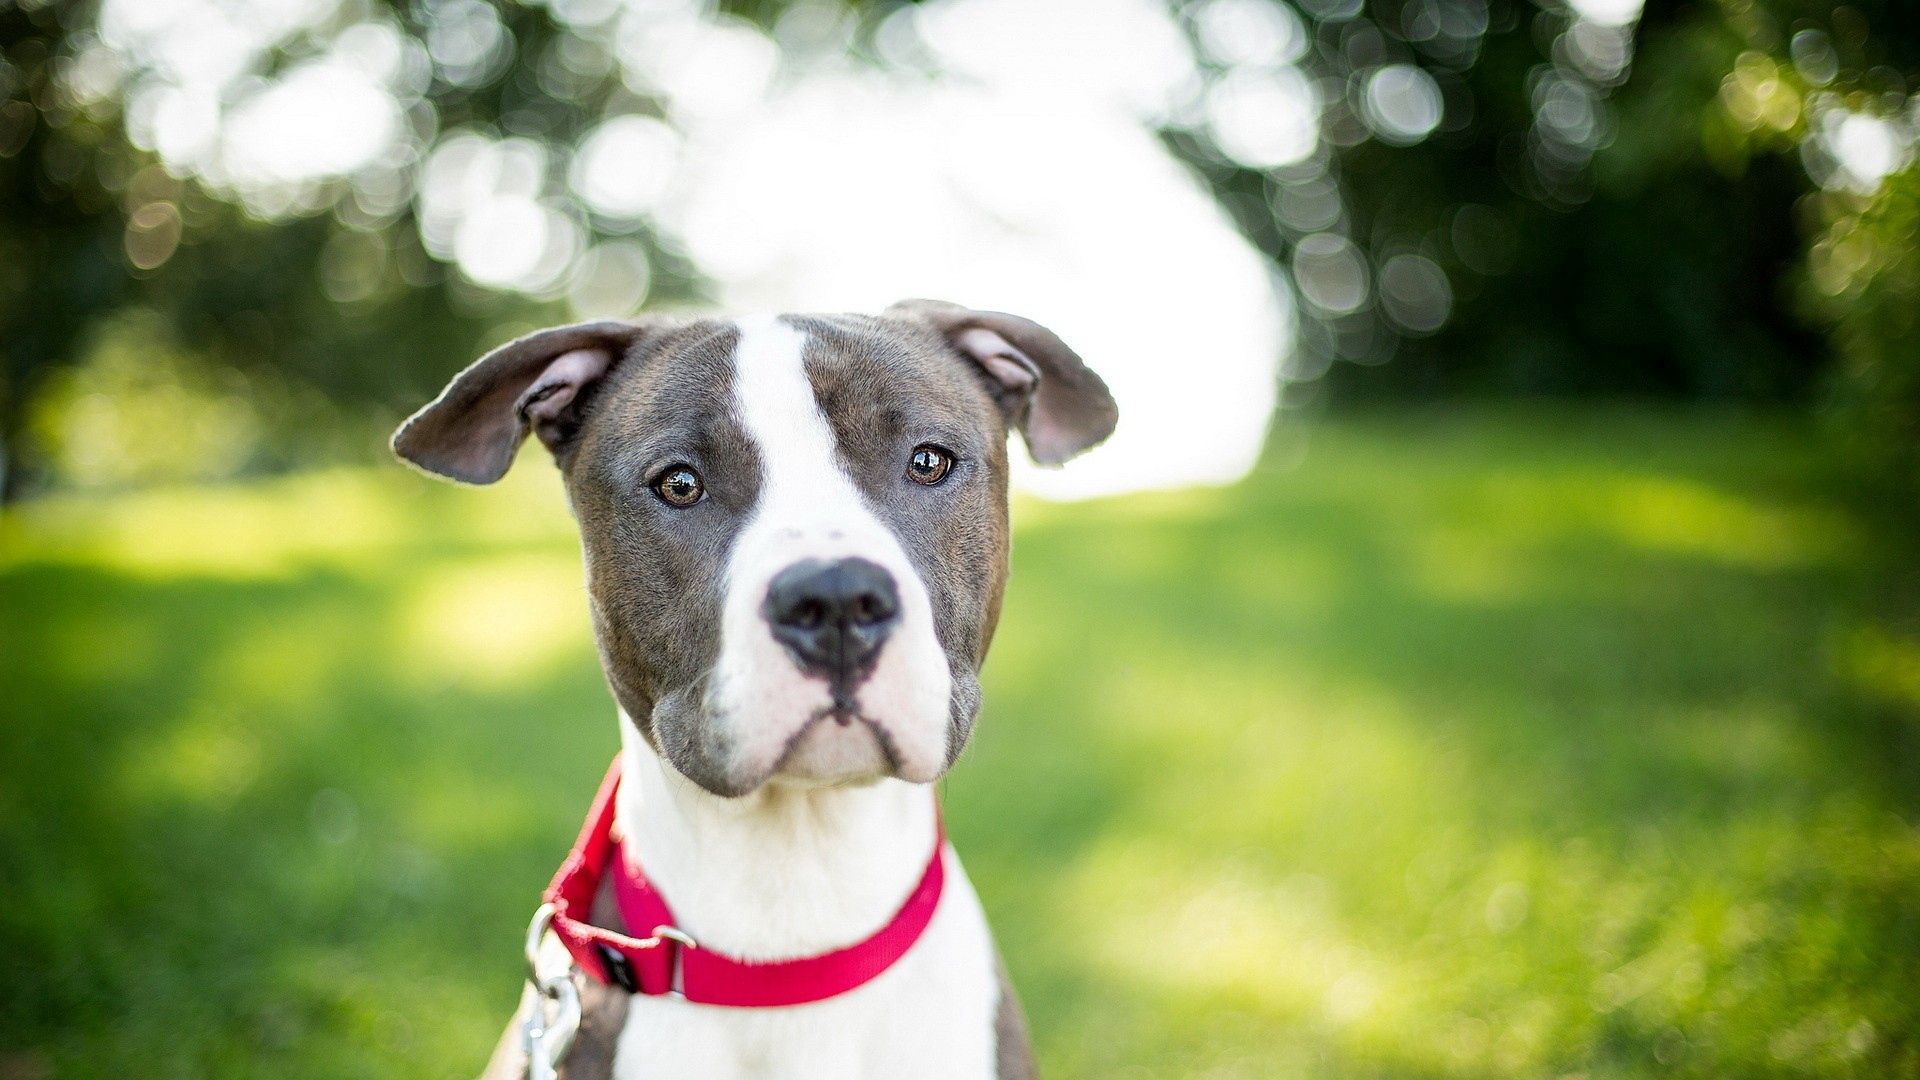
[392,320,658,484]
[886,299,1118,466]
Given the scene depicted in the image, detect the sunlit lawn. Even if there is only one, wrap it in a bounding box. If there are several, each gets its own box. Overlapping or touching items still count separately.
[3,407,1917,1079]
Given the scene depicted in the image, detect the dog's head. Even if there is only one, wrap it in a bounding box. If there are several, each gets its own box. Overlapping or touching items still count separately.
[393,301,1115,796]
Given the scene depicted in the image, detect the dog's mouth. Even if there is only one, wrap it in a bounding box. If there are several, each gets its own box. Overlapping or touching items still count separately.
[761,700,904,786]
[695,590,957,794]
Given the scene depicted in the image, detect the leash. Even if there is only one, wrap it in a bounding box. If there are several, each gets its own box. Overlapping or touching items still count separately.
[520,915,581,1080]
[518,755,947,1076]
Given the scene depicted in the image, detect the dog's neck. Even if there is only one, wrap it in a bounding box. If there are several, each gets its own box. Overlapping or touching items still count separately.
[614,714,940,961]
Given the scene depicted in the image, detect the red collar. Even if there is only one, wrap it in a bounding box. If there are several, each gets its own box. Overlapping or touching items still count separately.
[540,756,947,1007]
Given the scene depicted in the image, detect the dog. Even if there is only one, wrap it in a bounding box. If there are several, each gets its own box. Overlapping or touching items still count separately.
[391,300,1116,1079]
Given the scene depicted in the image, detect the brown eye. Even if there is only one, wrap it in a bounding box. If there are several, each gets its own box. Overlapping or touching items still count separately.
[653,466,704,507]
[906,445,955,486]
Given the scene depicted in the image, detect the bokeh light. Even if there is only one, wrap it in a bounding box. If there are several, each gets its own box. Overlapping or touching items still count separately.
[1360,63,1444,145]
[569,115,679,222]
[1293,232,1370,315]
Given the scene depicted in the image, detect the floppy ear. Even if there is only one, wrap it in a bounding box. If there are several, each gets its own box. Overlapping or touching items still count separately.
[885,299,1118,466]
[392,320,655,484]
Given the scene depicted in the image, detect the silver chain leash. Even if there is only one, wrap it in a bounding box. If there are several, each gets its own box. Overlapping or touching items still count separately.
[520,903,581,1080]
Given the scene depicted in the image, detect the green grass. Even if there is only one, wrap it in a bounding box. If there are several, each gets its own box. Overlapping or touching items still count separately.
[3,407,1917,1078]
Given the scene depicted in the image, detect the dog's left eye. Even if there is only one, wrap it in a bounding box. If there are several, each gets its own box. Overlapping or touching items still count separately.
[905,445,955,486]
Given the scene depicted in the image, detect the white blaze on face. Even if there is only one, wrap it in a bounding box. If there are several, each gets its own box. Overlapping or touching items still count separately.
[709,316,954,787]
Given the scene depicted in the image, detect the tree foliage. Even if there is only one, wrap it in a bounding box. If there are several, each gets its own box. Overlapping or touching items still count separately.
[2,0,1917,500]
[1161,0,1918,484]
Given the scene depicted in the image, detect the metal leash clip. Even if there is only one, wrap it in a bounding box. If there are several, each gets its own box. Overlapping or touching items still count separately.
[521,903,581,1080]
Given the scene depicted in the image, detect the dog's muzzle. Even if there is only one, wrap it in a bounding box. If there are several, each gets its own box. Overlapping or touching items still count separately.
[761,557,901,701]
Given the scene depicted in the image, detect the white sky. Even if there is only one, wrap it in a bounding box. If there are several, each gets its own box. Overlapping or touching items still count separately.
[660,74,1289,498]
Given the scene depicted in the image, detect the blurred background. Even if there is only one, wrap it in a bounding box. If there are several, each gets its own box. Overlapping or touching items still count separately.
[2,0,1917,1076]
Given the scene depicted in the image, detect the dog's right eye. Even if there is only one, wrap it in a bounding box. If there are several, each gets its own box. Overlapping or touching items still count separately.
[906,445,955,486]
[652,466,705,507]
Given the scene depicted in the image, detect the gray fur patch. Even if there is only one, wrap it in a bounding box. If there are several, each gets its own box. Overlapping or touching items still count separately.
[563,320,760,795]
[993,951,1038,1079]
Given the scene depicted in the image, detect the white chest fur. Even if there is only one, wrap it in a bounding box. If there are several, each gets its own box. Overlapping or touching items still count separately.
[608,730,1002,1079]
[609,854,999,1079]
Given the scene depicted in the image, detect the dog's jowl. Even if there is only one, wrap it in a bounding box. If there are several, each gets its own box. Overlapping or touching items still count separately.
[393,301,1116,1080]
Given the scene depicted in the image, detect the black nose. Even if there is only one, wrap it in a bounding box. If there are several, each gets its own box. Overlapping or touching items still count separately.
[763,557,901,687]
